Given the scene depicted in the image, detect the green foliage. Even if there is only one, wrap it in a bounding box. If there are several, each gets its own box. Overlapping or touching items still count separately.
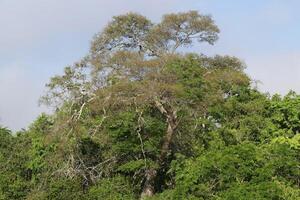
[45,178,86,200]
[164,54,206,101]
[0,130,31,200]
[157,142,300,199]
[88,176,135,200]
[269,92,300,136]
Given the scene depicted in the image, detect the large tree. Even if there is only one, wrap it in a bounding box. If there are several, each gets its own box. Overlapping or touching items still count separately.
[41,11,252,198]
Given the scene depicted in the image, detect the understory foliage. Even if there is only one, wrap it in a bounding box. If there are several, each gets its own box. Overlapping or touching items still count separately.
[1,11,300,199]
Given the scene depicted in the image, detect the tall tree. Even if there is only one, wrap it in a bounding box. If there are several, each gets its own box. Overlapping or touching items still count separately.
[42,10,221,197]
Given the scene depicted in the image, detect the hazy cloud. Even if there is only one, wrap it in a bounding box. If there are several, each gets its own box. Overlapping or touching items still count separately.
[0,0,192,57]
[0,0,198,131]
[246,52,300,95]
[0,63,45,130]
[1,0,300,131]
[259,1,293,25]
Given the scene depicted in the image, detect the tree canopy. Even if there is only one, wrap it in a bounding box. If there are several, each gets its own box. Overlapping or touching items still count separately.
[1,10,300,200]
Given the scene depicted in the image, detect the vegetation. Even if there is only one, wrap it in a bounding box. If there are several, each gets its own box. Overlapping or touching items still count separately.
[1,11,300,199]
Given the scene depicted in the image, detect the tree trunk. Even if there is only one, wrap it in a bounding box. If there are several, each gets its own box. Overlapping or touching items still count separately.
[140,100,178,199]
[158,113,177,164]
[140,169,157,199]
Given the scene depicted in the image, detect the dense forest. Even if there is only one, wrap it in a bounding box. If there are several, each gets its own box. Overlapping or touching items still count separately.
[1,11,300,200]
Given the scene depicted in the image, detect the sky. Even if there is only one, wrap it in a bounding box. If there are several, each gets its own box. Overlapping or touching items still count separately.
[0,0,300,131]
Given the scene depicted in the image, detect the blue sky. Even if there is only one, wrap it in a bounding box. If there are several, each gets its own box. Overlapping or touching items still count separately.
[1,0,300,131]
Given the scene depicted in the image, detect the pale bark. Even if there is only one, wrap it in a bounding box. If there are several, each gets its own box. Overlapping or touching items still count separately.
[140,100,178,199]
[141,169,157,199]
[158,110,178,164]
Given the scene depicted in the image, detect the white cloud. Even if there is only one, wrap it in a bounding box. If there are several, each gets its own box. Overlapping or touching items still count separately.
[1,0,300,131]
[0,63,47,131]
[246,52,300,95]
[0,0,192,56]
[0,0,198,131]
[259,1,293,25]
